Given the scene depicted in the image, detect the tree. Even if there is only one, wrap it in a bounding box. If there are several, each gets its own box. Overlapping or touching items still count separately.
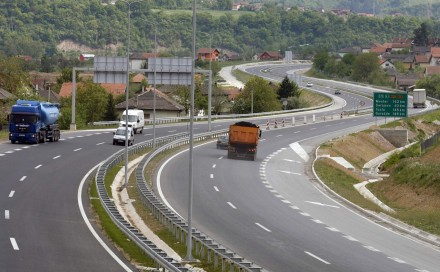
[0,56,29,94]
[277,76,299,99]
[104,93,118,121]
[231,76,280,113]
[351,53,381,83]
[76,80,108,125]
[413,23,429,47]
[312,50,330,72]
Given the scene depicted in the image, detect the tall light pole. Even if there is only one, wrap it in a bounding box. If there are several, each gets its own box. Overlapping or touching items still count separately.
[153,25,157,148]
[199,31,213,131]
[185,0,196,262]
[121,0,143,188]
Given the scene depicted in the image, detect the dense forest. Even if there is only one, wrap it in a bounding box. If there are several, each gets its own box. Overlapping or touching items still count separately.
[2,0,440,73]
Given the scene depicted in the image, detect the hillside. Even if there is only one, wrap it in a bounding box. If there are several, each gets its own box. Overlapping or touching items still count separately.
[315,111,440,236]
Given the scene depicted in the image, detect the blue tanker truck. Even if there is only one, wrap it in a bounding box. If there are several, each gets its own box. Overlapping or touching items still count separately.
[9,100,61,144]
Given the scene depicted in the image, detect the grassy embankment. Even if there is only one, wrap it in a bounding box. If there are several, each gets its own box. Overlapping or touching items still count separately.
[315,110,440,235]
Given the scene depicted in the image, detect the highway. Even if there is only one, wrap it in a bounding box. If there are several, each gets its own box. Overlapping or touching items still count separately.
[1,63,438,271]
[155,64,440,271]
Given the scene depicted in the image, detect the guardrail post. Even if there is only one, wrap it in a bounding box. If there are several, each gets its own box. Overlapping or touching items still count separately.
[222,258,226,272]
[303,116,307,124]
[214,253,218,268]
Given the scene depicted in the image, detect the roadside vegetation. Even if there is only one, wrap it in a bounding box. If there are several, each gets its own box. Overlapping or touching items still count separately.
[315,110,440,236]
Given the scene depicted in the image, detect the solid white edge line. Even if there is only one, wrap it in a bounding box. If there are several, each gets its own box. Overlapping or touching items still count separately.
[78,163,133,272]
[304,251,330,264]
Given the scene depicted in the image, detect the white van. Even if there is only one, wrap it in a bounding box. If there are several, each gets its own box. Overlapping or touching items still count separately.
[113,126,134,146]
[120,109,144,134]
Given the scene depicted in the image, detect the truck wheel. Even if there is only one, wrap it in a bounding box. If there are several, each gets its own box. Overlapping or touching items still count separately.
[140,128,143,134]
[11,140,15,144]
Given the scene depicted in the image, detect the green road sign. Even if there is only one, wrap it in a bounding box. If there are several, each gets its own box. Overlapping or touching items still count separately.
[373,92,408,117]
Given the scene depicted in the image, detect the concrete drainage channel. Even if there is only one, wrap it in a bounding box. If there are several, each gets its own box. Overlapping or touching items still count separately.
[95,130,266,272]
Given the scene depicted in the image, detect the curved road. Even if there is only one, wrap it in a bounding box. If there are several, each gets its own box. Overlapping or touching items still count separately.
[156,64,440,271]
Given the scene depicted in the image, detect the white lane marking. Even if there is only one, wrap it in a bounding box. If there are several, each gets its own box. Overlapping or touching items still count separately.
[415,269,430,272]
[363,245,380,252]
[305,201,340,208]
[325,124,331,127]
[68,137,75,139]
[14,148,22,151]
[278,170,301,175]
[212,164,216,168]
[276,135,283,137]
[283,159,302,163]
[20,176,27,182]
[305,251,330,264]
[35,164,42,169]
[275,194,283,198]
[260,138,266,142]
[294,131,301,134]
[388,257,406,264]
[53,155,61,159]
[96,142,105,145]
[218,156,223,160]
[78,164,133,271]
[10,238,19,250]
[326,227,339,232]
[255,223,271,232]
[311,219,324,224]
[144,133,152,136]
[213,186,219,192]
[289,142,309,162]
[168,130,177,133]
[22,146,31,149]
[0,154,5,156]
[290,206,300,210]
[5,210,10,219]
[77,135,84,138]
[344,236,358,242]
[310,127,316,130]
[210,174,214,179]
[281,199,291,204]
[9,191,15,197]
[86,134,93,136]
[74,148,82,151]
[299,212,310,217]
[5,151,14,154]
[227,202,237,209]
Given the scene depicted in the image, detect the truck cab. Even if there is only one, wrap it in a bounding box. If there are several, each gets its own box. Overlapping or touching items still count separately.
[120,109,144,134]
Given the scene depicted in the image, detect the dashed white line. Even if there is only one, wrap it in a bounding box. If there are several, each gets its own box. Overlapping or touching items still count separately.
[0,154,5,156]
[283,159,301,163]
[227,202,237,209]
[290,206,300,210]
[35,164,42,169]
[310,128,316,130]
[299,212,310,217]
[218,156,223,160]
[96,142,105,145]
[9,191,15,198]
[20,176,27,182]
[311,219,324,224]
[14,148,22,151]
[278,170,301,175]
[276,135,283,137]
[343,236,358,242]
[210,174,214,179]
[326,227,339,232]
[388,257,406,264]
[213,186,219,192]
[255,223,271,232]
[10,238,19,250]
[212,164,216,168]
[74,148,82,151]
[363,245,380,252]
[168,130,177,133]
[305,251,330,264]
[5,210,10,219]
[5,151,13,154]
[281,200,291,204]
[53,155,61,159]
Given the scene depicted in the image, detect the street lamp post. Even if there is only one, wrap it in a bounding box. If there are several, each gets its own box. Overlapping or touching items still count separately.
[121,0,143,188]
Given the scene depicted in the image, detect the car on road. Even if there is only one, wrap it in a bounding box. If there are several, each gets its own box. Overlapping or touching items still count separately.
[306,82,313,87]
[113,126,134,146]
[216,135,229,149]
[334,89,341,94]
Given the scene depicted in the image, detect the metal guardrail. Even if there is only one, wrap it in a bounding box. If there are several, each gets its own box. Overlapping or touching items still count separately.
[135,130,266,272]
[95,130,266,271]
[95,132,191,272]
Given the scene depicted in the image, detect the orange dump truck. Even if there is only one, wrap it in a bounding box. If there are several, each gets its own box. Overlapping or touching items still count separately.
[228,121,261,161]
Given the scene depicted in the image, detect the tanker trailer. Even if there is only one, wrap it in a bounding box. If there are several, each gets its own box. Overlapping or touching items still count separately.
[9,100,61,144]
